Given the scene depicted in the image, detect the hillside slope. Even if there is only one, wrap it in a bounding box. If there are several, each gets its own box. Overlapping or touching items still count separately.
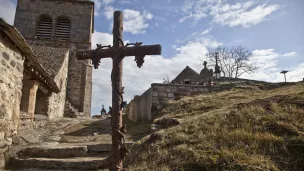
[126,83,304,171]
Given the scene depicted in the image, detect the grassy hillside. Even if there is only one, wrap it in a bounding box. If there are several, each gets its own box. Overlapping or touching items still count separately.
[125,82,304,171]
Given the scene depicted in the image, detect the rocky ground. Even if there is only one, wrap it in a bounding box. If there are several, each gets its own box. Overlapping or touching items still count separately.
[5,115,139,170]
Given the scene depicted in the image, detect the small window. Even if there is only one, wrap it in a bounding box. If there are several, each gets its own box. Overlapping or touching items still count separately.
[36,14,53,39]
[184,79,191,85]
[55,16,71,41]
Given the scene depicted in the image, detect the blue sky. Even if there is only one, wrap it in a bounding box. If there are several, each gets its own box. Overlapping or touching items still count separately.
[1,0,303,115]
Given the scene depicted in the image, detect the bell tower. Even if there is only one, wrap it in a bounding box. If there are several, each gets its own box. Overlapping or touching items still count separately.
[14,0,95,117]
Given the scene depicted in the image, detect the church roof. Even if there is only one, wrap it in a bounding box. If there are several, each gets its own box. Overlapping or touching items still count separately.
[31,45,69,77]
[171,66,200,84]
[0,18,59,93]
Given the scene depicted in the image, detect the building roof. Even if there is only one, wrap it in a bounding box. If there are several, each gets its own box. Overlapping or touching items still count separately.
[0,18,59,93]
[171,66,200,84]
[31,45,69,77]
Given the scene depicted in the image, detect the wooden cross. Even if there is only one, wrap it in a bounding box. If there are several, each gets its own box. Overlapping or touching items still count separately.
[76,11,161,171]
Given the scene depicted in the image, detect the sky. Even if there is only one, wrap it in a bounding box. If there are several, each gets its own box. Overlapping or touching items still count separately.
[1,0,303,115]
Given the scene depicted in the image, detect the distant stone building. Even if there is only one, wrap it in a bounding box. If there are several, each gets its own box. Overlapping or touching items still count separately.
[171,66,200,85]
[171,61,214,85]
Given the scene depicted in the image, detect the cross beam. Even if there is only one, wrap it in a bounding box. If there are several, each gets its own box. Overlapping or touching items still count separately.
[76,11,161,171]
[76,45,161,60]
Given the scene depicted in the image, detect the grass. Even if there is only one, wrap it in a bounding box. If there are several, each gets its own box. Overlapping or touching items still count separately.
[122,114,151,140]
[125,82,304,171]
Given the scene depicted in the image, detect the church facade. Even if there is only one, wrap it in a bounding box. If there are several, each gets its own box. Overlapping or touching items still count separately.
[14,0,94,118]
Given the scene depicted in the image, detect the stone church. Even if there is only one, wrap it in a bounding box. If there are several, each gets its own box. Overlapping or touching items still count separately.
[0,0,94,168]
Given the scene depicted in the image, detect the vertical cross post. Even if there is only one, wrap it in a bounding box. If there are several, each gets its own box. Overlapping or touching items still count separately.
[111,11,124,170]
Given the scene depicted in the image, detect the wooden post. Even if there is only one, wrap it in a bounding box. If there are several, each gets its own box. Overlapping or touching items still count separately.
[111,11,124,171]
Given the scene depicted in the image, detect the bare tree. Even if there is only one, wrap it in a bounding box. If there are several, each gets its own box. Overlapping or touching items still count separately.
[206,45,258,78]
[163,76,171,84]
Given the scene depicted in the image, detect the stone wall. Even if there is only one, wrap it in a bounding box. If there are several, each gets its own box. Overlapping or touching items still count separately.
[14,0,94,44]
[128,88,152,122]
[46,50,69,119]
[66,49,92,117]
[0,30,24,169]
[151,83,224,111]
[127,83,226,123]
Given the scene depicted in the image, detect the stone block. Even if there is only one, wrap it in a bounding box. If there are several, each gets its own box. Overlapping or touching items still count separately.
[159,92,167,97]
[168,93,174,98]
[9,121,17,131]
[10,60,16,68]
[152,91,158,97]
[157,86,166,92]
[0,83,7,92]
[199,88,205,92]
[2,51,10,60]
[0,74,9,84]
[165,89,171,92]
[6,138,12,146]
[171,87,177,92]
[1,91,9,102]
[0,153,4,169]
[0,132,4,141]
[1,59,6,66]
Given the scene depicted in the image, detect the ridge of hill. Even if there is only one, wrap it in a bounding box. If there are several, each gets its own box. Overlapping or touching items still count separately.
[125,82,304,171]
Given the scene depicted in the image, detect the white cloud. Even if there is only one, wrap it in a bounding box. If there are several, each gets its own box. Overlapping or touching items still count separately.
[103,0,115,5]
[102,6,153,35]
[243,49,280,81]
[0,0,16,25]
[123,9,153,34]
[180,0,280,28]
[120,0,137,4]
[213,3,280,28]
[242,49,303,82]
[93,0,115,16]
[285,63,304,82]
[282,52,298,57]
[201,28,212,35]
[91,31,113,49]
[104,6,116,20]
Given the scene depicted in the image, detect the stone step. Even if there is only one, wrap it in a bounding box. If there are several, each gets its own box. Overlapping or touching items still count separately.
[9,156,109,170]
[18,146,89,158]
[5,169,83,171]
[87,142,134,152]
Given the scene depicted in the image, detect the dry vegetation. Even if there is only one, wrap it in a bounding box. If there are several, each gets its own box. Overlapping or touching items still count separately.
[125,82,304,171]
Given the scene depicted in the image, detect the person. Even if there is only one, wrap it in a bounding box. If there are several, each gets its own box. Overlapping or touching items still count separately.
[100,105,106,116]
[107,106,112,116]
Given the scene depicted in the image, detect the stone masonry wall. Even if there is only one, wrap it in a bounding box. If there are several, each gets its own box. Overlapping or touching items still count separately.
[127,83,226,123]
[66,47,92,117]
[47,50,69,120]
[0,30,24,169]
[127,88,152,122]
[128,99,137,122]
[83,61,92,116]
[14,0,94,44]
[151,84,224,111]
